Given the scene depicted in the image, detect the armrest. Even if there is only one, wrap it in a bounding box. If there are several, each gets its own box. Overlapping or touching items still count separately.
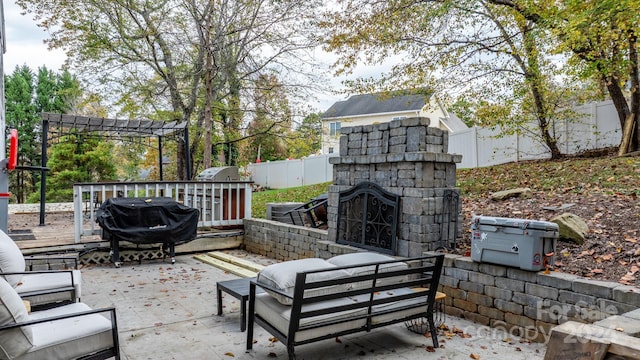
[0,307,117,330]
[1,270,77,288]
[248,279,293,301]
[24,255,79,270]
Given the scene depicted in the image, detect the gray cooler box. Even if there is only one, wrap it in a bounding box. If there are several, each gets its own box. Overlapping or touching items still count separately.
[471,215,558,271]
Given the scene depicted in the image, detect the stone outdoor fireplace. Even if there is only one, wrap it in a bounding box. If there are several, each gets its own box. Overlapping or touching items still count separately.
[327,117,462,258]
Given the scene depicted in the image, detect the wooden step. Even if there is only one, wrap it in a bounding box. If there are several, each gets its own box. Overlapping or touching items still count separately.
[206,251,266,273]
[193,254,258,278]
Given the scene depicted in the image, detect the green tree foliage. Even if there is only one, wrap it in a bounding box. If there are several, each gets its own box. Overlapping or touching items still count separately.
[242,74,293,163]
[528,0,640,152]
[4,65,38,202]
[17,0,325,178]
[39,135,116,202]
[288,113,322,159]
[319,0,613,158]
[5,66,83,202]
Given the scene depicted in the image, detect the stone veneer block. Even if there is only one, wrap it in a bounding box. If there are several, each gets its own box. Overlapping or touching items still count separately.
[612,285,640,307]
[572,278,619,299]
[536,271,580,290]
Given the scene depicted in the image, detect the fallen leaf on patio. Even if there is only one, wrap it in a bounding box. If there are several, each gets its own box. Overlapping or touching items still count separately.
[615,327,624,332]
[426,346,436,352]
[269,337,278,343]
[224,352,234,357]
[268,352,277,358]
[503,337,511,342]
[470,353,480,359]
[154,322,163,326]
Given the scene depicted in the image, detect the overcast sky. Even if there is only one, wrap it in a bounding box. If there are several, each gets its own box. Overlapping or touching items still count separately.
[3,1,67,72]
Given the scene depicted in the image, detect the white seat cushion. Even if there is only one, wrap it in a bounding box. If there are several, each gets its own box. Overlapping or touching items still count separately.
[19,303,114,360]
[257,258,351,305]
[0,230,26,287]
[15,271,82,307]
[0,278,33,359]
[255,292,367,342]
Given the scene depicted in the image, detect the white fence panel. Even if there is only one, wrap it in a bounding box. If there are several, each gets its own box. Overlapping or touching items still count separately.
[247,155,335,189]
[595,101,622,148]
[248,100,624,188]
[448,128,477,168]
[474,127,519,167]
[302,155,334,185]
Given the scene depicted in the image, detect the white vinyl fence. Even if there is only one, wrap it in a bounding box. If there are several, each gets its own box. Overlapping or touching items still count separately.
[247,100,622,189]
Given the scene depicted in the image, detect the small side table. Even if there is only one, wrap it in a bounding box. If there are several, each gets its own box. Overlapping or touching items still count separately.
[216,277,263,332]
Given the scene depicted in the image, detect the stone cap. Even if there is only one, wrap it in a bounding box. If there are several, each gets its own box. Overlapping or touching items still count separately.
[329,152,462,165]
[340,116,431,134]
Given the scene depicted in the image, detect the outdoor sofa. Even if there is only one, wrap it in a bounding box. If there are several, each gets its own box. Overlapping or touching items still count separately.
[246,252,445,359]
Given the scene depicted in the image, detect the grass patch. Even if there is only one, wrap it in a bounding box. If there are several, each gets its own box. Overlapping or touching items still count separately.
[250,155,640,217]
[251,182,331,218]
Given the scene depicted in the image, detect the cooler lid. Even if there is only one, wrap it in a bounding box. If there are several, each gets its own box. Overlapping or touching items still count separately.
[473,215,558,231]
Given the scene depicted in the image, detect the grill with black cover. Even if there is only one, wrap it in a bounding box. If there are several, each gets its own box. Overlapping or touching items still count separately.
[96,197,200,267]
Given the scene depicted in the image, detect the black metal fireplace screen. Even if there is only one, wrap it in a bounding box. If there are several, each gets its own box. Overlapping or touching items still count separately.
[336,182,400,255]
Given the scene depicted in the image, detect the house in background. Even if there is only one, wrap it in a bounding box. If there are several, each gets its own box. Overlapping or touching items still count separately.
[321,90,468,154]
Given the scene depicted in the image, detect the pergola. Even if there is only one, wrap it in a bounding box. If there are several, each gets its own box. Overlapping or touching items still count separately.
[30,113,192,225]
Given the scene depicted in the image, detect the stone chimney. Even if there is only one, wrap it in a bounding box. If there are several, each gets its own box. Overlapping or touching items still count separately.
[327,117,462,257]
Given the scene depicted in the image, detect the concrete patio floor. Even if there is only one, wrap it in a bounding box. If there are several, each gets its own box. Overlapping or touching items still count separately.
[79,254,547,360]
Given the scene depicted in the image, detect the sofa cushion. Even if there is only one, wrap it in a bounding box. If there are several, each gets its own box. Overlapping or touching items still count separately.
[0,230,26,287]
[0,278,34,359]
[22,303,114,360]
[254,292,367,342]
[257,258,350,305]
[15,271,82,307]
[327,252,408,289]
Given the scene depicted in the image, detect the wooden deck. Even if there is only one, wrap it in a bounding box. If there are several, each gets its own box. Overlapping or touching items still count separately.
[8,210,244,257]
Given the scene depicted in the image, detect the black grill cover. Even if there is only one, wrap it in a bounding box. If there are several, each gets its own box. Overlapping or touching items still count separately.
[96,197,200,244]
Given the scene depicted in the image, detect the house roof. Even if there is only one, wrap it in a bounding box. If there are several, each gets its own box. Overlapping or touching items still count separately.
[322,90,431,119]
[440,113,469,133]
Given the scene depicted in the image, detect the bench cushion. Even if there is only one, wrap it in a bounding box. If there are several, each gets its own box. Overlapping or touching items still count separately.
[254,292,367,342]
[257,258,350,305]
[0,278,33,359]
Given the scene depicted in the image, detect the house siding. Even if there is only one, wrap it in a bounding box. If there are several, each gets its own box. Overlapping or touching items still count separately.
[322,104,447,154]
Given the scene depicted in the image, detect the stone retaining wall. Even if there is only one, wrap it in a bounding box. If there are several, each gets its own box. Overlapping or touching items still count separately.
[243,219,640,343]
[438,253,640,343]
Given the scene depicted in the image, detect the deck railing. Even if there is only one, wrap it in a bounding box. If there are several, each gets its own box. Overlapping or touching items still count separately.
[73,181,253,243]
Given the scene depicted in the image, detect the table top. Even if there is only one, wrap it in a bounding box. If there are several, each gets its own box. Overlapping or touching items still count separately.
[217,277,259,297]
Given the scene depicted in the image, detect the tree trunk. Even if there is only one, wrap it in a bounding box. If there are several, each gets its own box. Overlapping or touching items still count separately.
[628,33,640,152]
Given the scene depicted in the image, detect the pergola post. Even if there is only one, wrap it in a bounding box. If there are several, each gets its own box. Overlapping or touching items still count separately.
[158,135,163,181]
[39,120,49,226]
